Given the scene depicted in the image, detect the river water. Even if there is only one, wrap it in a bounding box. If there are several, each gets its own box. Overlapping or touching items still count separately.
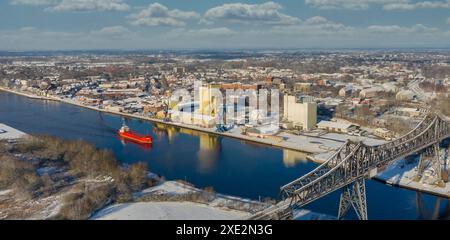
[0,91,448,219]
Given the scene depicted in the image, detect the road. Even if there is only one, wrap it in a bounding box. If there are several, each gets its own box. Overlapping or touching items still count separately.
[407,78,436,102]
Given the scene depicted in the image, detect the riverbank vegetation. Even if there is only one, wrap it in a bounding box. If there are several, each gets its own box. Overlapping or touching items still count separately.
[0,136,154,219]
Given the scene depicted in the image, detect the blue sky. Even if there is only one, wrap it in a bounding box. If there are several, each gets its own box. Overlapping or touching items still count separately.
[1,0,450,50]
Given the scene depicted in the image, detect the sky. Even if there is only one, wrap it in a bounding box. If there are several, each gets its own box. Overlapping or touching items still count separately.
[0,0,450,50]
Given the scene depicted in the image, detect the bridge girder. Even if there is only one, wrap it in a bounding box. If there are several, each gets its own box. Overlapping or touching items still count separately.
[251,113,450,220]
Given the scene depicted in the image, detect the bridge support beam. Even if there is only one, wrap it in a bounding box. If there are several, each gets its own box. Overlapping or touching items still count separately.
[415,142,446,186]
[338,178,368,220]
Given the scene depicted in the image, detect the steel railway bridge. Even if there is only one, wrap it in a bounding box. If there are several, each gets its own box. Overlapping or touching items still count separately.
[250,113,450,220]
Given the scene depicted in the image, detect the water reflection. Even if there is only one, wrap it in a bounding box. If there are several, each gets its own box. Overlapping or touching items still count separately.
[154,122,310,170]
[178,128,221,173]
[197,133,220,173]
[119,136,153,150]
[416,192,450,220]
[283,149,308,167]
[153,123,221,173]
[153,122,178,143]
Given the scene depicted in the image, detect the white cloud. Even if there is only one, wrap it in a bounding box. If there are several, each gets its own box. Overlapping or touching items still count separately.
[383,1,450,10]
[19,26,39,31]
[367,25,410,33]
[51,0,129,12]
[271,16,354,36]
[305,0,409,10]
[203,2,300,25]
[92,26,130,37]
[304,16,329,24]
[168,27,236,37]
[305,0,450,10]
[0,26,143,50]
[382,3,416,10]
[10,0,55,5]
[367,24,438,33]
[128,3,200,27]
[447,17,450,24]
[192,27,236,36]
[303,16,352,32]
[2,22,450,50]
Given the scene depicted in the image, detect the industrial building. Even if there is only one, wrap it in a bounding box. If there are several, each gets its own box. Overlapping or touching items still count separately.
[317,121,359,133]
[283,94,317,130]
[198,84,221,117]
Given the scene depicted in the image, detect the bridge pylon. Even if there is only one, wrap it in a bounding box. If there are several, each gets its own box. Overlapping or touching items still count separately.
[415,142,446,187]
[338,177,368,220]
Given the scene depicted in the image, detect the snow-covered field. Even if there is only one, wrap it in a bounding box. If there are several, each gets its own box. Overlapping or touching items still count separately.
[0,190,12,196]
[92,181,261,220]
[92,202,250,220]
[0,123,26,140]
[136,181,194,196]
[92,180,342,220]
[0,188,63,220]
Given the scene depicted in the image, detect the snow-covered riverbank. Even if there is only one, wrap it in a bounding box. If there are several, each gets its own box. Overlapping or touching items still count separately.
[91,181,266,220]
[91,180,338,220]
[92,202,250,220]
[374,158,450,198]
[0,123,26,140]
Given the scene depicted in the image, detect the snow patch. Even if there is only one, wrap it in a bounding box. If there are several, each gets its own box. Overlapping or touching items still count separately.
[91,202,250,220]
[0,189,13,196]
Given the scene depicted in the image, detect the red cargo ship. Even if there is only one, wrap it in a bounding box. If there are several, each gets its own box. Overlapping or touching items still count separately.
[118,123,152,144]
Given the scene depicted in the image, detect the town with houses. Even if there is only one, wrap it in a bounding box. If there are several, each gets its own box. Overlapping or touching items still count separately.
[2,52,449,139]
[1,50,450,219]
[3,0,450,223]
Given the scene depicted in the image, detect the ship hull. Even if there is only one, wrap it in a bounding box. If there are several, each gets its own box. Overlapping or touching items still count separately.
[118,131,152,144]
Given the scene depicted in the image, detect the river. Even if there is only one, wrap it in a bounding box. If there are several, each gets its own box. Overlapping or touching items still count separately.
[0,91,448,219]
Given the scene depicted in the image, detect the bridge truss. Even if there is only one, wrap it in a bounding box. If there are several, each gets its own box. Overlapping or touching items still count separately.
[250,113,450,220]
